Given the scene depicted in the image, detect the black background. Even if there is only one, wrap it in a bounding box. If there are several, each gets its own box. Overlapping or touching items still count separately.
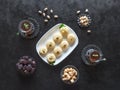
[0,0,120,90]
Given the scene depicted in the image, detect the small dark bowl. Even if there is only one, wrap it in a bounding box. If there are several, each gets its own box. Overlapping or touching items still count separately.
[77,14,91,28]
[60,65,79,85]
[16,56,36,76]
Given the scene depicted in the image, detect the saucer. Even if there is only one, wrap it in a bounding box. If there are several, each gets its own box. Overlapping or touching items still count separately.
[81,44,103,65]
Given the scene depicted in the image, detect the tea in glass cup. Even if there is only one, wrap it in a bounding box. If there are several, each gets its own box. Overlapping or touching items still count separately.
[86,49,101,63]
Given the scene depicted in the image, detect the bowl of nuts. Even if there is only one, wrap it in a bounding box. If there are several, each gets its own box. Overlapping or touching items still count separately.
[77,14,91,28]
[60,65,79,85]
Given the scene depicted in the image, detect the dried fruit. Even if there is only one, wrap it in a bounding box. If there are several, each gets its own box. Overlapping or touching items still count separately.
[50,9,53,14]
[38,10,42,15]
[44,19,48,23]
[87,30,91,33]
[61,66,78,84]
[47,15,51,19]
[76,10,80,15]
[42,13,46,17]
[77,14,91,27]
[16,56,36,76]
[44,7,48,12]
[54,15,58,19]
[85,9,89,12]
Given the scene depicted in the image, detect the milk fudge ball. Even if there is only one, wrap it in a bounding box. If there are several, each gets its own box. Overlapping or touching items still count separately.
[53,46,63,57]
[67,34,76,45]
[46,40,55,50]
[60,26,69,37]
[53,33,63,44]
[39,46,48,55]
[47,53,56,65]
[60,40,69,51]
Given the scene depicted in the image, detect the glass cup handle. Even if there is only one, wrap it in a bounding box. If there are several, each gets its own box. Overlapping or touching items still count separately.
[95,58,106,63]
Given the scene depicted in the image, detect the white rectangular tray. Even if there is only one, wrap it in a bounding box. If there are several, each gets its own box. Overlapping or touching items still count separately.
[36,23,79,66]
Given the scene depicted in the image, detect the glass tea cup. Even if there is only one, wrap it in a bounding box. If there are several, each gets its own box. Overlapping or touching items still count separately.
[81,44,106,65]
[86,49,101,62]
[19,20,35,37]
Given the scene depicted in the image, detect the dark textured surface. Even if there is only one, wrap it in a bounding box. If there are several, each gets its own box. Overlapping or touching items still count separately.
[0,0,120,90]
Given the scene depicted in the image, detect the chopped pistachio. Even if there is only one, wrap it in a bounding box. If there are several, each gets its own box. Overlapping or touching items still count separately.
[49,61,55,65]
[23,23,29,29]
[16,32,19,36]
[59,23,65,28]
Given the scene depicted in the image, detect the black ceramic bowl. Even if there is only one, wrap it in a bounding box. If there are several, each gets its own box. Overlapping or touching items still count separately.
[77,14,91,28]
[16,56,36,76]
[60,65,79,85]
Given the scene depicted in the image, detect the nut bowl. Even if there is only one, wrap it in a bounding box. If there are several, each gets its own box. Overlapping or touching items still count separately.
[60,65,79,85]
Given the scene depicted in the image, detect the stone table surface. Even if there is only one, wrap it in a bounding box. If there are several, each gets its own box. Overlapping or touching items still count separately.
[0,0,120,90]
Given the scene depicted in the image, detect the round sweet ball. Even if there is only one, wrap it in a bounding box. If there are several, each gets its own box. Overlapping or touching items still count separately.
[46,40,55,50]
[39,46,48,55]
[60,26,69,37]
[53,33,63,44]
[60,40,69,51]
[67,34,76,45]
[47,53,56,65]
[53,46,63,57]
